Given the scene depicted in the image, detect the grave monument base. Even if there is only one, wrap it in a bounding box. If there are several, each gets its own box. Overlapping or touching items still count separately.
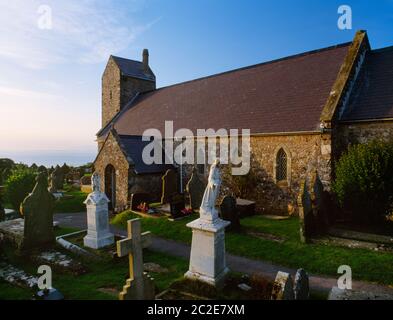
[185,217,230,287]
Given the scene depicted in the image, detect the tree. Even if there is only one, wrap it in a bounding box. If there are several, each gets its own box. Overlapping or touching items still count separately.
[4,168,37,211]
[332,140,393,223]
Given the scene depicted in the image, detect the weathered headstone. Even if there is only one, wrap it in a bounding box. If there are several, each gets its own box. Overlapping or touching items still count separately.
[83,172,114,249]
[185,159,230,287]
[310,170,329,234]
[298,179,314,243]
[271,271,294,300]
[293,268,310,300]
[130,193,151,211]
[161,169,177,204]
[236,198,256,218]
[38,165,47,174]
[169,193,185,219]
[0,192,5,222]
[48,166,63,192]
[117,218,155,300]
[20,172,55,251]
[220,195,240,232]
[186,167,205,211]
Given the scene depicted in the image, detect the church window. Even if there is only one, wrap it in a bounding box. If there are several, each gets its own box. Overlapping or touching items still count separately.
[276,148,288,182]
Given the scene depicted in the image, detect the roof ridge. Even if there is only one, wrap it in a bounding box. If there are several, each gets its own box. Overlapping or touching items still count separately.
[152,42,352,92]
[111,55,142,64]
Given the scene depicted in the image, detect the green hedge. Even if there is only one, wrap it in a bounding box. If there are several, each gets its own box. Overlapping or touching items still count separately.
[4,168,36,211]
[332,140,393,223]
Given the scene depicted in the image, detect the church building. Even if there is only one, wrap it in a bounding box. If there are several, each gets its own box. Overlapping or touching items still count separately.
[94,30,393,214]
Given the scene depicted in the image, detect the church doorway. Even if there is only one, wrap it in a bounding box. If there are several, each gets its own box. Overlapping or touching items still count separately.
[105,164,116,211]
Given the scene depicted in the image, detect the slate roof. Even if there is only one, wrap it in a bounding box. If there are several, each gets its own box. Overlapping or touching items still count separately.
[117,135,174,174]
[112,56,156,82]
[107,43,351,137]
[341,46,393,122]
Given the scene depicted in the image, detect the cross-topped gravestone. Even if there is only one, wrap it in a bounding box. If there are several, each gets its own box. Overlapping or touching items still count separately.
[116,219,155,300]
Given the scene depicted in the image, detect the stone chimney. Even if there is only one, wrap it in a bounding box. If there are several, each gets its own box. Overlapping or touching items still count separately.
[143,49,149,73]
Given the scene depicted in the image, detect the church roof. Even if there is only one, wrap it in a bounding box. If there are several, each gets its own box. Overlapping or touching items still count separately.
[111,55,156,82]
[109,43,351,136]
[117,135,174,174]
[341,46,393,122]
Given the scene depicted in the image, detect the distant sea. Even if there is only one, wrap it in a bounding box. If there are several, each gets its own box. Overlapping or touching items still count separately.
[0,150,96,167]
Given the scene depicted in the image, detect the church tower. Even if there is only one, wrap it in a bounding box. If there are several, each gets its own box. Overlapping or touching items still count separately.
[101,49,156,128]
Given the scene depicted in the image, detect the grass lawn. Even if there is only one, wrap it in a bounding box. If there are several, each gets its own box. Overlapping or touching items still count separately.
[0,230,188,300]
[54,185,87,213]
[112,211,393,286]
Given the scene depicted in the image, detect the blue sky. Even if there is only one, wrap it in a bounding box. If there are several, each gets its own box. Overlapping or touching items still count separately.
[0,0,392,166]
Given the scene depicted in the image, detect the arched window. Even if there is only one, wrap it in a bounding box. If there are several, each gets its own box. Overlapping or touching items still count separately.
[276,148,288,182]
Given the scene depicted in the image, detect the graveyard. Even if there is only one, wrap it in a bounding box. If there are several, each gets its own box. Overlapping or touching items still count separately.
[1,159,393,301]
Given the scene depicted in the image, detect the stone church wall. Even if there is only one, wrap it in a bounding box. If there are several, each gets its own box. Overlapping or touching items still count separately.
[128,172,163,203]
[94,133,130,211]
[180,133,331,216]
[336,121,393,156]
[102,59,121,128]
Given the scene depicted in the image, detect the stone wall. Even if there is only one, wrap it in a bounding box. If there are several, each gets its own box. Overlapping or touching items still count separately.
[179,133,331,216]
[335,121,393,157]
[128,172,163,202]
[120,77,155,110]
[102,58,121,128]
[94,132,130,211]
[101,57,156,128]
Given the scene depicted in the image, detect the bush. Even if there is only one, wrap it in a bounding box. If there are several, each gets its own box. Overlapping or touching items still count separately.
[332,140,393,223]
[4,168,37,211]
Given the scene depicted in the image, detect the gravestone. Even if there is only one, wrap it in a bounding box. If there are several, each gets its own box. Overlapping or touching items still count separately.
[117,218,155,300]
[48,166,63,192]
[220,195,240,232]
[38,165,47,174]
[161,169,177,204]
[169,193,185,219]
[310,170,329,234]
[298,179,315,243]
[20,172,55,251]
[185,159,230,287]
[83,172,114,249]
[236,198,256,218]
[130,193,151,211]
[0,193,5,222]
[186,167,205,211]
[293,269,310,300]
[271,271,294,300]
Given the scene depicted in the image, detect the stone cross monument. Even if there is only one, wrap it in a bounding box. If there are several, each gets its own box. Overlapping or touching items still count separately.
[185,159,230,287]
[116,218,155,300]
[83,172,114,249]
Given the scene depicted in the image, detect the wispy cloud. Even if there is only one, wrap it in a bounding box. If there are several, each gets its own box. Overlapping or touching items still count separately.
[0,85,59,99]
[0,0,153,69]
